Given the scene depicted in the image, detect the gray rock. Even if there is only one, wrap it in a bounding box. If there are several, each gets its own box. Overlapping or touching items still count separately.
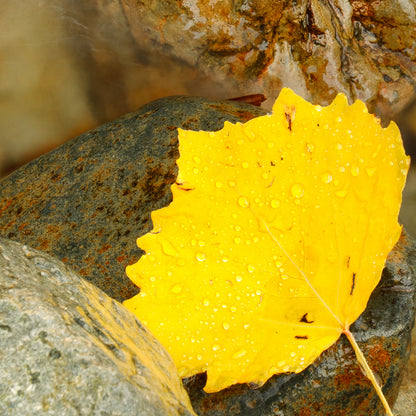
[0,96,265,303]
[0,237,196,416]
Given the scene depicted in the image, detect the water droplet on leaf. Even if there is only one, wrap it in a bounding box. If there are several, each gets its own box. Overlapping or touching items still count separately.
[321,172,332,183]
[176,258,186,267]
[291,184,304,198]
[335,189,348,198]
[351,165,360,176]
[238,196,250,208]
[232,349,247,359]
[171,284,182,294]
[196,252,206,262]
[247,264,255,273]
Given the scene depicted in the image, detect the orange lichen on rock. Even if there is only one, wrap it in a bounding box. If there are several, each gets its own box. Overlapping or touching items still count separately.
[123,88,409,394]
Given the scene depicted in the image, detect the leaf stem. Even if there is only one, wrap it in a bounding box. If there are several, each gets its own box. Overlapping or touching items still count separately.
[343,328,395,416]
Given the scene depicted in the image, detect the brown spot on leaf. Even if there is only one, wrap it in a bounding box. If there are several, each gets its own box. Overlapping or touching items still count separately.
[350,273,356,295]
[285,112,293,131]
[300,313,314,324]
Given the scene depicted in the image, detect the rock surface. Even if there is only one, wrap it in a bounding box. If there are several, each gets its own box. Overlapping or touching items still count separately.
[0,95,415,414]
[0,237,196,416]
[0,96,265,302]
[121,0,416,118]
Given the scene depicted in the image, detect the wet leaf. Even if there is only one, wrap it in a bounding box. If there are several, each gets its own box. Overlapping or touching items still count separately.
[123,89,409,402]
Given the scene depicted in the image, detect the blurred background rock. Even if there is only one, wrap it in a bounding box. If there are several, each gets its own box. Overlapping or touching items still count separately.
[0,0,235,177]
[1,0,415,235]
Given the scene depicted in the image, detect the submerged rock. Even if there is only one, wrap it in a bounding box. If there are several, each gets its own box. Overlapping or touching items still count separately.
[0,237,196,416]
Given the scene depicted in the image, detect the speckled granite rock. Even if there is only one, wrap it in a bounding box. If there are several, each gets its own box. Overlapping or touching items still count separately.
[0,96,265,302]
[0,237,196,416]
[0,95,414,414]
[121,0,416,118]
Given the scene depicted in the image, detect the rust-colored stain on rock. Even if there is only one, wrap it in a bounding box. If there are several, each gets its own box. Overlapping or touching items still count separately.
[121,0,416,117]
[0,96,264,303]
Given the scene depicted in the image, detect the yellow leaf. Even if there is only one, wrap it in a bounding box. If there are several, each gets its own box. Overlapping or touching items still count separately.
[123,89,409,403]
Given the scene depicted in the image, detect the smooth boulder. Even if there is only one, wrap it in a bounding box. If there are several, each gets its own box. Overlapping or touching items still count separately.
[0,237,196,416]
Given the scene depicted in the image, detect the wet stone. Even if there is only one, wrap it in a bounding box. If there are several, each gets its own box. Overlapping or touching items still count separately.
[0,95,415,414]
[0,237,196,416]
[0,96,266,302]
